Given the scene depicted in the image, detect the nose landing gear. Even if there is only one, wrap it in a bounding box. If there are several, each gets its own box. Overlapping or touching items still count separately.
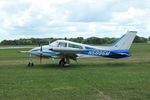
[28,54,34,67]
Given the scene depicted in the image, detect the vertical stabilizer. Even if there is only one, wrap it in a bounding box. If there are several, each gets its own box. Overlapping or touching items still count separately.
[111,31,137,50]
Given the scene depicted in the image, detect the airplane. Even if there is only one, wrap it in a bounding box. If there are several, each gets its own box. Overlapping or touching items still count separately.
[20,31,137,67]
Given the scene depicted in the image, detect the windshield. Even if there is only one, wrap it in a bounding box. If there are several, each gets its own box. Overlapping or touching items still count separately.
[49,41,59,47]
[58,42,67,47]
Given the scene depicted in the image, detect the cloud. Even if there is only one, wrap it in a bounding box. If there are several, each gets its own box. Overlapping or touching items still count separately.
[111,7,150,36]
[111,7,146,23]
[60,0,117,22]
[0,0,150,41]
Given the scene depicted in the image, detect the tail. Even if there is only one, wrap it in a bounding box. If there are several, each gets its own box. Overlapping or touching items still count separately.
[111,31,137,50]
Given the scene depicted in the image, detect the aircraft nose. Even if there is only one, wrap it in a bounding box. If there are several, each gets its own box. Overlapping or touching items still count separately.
[29,48,34,52]
[29,47,39,52]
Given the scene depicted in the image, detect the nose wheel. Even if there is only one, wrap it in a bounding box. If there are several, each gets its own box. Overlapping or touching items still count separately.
[28,54,34,67]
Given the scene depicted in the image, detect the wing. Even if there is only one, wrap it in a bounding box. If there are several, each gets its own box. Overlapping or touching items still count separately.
[50,47,90,53]
[50,47,90,60]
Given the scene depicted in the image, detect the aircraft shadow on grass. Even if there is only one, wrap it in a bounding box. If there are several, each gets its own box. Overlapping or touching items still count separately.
[26,62,135,69]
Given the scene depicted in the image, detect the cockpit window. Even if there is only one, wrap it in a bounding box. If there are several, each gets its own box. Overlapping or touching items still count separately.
[58,42,67,47]
[50,41,58,47]
[68,43,83,49]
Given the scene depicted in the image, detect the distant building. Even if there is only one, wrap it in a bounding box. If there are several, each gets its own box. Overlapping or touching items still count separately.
[147,41,150,43]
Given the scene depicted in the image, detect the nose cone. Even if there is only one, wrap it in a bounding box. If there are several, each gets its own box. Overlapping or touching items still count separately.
[29,47,40,52]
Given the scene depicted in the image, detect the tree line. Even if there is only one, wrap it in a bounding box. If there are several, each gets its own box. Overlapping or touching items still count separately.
[0,35,149,45]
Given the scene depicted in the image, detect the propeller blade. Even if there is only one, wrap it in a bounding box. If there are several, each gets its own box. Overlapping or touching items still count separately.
[39,42,43,64]
[40,54,42,64]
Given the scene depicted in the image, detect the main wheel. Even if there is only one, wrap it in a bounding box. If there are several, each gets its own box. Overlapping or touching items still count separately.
[28,63,34,67]
[31,63,34,67]
[59,59,65,67]
[28,63,31,67]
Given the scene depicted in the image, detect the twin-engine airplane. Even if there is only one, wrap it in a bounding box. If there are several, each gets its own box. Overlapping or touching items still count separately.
[20,31,137,67]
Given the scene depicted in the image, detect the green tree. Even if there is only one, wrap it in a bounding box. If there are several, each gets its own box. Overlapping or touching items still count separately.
[134,36,147,43]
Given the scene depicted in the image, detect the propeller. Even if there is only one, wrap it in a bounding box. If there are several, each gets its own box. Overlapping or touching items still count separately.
[39,42,43,64]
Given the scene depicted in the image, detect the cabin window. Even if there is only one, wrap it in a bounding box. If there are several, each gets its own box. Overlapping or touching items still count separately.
[68,43,83,49]
[58,42,67,47]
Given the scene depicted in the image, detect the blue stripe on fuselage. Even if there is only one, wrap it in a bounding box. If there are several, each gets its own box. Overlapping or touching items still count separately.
[85,46,95,50]
[81,49,130,58]
[30,49,57,56]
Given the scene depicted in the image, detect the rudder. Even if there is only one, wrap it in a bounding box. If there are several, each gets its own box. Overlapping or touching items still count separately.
[111,31,137,50]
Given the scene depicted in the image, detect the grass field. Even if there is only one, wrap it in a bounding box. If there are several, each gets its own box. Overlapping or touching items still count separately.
[0,44,150,100]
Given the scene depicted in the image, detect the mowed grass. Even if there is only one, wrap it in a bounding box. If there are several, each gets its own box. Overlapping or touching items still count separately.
[0,44,150,100]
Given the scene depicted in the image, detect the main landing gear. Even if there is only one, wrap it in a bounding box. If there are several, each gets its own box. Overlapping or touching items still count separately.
[28,62,34,67]
[28,54,34,67]
[59,58,70,67]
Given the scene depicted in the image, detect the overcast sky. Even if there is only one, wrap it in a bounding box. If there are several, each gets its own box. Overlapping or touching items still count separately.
[0,0,150,41]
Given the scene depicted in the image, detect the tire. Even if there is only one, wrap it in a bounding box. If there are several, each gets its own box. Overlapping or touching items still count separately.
[28,63,34,67]
[31,63,34,67]
[59,60,65,67]
[28,63,31,67]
